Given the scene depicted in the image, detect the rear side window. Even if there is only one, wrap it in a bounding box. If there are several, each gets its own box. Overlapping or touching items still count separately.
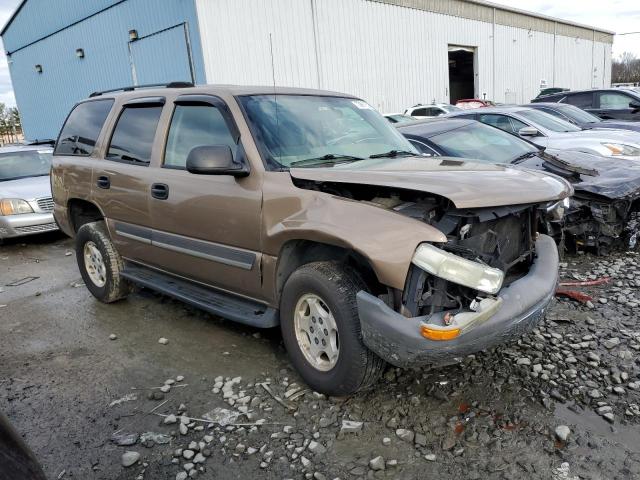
[164,105,237,168]
[411,108,427,116]
[55,99,114,156]
[598,92,633,110]
[107,106,163,165]
[563,92,593,108]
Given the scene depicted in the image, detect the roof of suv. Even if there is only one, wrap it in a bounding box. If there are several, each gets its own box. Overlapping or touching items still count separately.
[87,84,356,101]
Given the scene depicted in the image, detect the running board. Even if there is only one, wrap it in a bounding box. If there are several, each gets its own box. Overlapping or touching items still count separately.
[121,263,279,328]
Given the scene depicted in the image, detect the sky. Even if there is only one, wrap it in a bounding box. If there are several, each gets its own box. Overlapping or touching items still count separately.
[0,0,638,108]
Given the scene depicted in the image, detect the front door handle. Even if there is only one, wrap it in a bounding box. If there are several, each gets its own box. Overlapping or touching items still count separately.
[151,183,169,200]
[97,175,110,189]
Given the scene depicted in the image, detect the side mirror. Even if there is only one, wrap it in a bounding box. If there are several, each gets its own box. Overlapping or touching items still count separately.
[519,126,539,137]
[186,145,248,177]
[629,101,640,111]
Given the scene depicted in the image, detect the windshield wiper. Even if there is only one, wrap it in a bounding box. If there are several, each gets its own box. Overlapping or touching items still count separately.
[290,154,365,168]
[369,150,415,159]
[511,152,539,164]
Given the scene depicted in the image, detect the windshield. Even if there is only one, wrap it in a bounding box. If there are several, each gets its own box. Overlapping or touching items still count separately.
[518,109,581,133]
[239,95,417,169]
[440,105,461,113]
[556,105,602,124]
[0,149,52,182]
[428,122,538,164]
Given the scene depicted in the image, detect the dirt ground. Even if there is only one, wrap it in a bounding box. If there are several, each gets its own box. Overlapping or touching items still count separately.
[2,233,640,480]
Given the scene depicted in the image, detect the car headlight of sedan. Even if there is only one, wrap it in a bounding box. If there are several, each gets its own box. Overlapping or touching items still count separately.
[0,198,34,215]
[412,243,504,294]
[602,143,640,157]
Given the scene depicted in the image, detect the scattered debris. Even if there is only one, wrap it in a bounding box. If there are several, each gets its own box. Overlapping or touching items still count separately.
[109,393,137,408]
[158,337,169,345]
[111,432,139,446]
[121,451,140,467]
[5,276,39,286]
[109,333,117,340]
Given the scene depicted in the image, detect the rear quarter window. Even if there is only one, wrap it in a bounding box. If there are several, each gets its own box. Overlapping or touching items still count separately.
[54,99,114,156]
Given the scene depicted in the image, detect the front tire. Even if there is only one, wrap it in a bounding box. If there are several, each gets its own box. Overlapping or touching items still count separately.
[280,261,385,395]
[76,221,130,303]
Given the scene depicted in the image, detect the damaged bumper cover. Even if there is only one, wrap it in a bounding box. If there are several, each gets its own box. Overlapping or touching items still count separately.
[357,235,558,368]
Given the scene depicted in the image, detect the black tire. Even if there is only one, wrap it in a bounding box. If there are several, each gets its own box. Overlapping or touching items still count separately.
[76,221,130,303]
[280,261,385,396]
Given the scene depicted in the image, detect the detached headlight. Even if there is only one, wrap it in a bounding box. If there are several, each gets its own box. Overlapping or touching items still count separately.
[0,198,34,215]
[412,243,504,294]
[602,143,640,157]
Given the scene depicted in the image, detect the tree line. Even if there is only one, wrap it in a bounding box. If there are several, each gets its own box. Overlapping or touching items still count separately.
[612,52,640,84]
[0,102,22,145]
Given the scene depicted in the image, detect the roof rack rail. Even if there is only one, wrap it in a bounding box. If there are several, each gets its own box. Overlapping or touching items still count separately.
[89,81,194,98]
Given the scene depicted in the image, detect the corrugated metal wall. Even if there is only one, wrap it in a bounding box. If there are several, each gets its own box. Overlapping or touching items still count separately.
[3,0,206,140]
[195,0,612,113]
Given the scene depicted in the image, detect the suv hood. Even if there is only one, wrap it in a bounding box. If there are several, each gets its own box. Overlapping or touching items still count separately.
[290,156,571,209]
[0,175,51,200]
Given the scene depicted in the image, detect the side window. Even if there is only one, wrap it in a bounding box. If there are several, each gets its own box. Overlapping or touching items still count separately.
[107,106,163,165]
[54,99,114,156]
[598,92,632,110]
[537,107,566,121]
[563,92,593,108]
[164,104,237,168]
[508,117,528,132]
[411,108,427,116]
[479,114,516,133]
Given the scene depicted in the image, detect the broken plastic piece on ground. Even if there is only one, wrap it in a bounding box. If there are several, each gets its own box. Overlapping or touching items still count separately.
[559,277,611,287]
[139,431,171,444]
[555,289,593,304]
[108,393,137,407]
[110,432,138,446]
[202,407,240,426]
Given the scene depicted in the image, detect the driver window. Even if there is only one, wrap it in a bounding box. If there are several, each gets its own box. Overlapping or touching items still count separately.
[164,104,237,168]
[599,92,632,110]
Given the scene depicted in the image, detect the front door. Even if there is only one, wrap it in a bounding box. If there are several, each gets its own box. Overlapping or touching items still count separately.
[148,95,263,300]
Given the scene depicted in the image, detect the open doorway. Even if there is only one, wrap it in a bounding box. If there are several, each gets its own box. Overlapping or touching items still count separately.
[448,46,476,104]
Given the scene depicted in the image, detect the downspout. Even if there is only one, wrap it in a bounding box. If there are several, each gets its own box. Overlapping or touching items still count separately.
[552,21,557,87]
[492,7,496,101]
[591,29,595,88]
[310,0,322,89]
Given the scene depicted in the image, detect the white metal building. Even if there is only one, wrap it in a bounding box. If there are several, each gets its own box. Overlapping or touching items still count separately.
[2,0,614,139]
[197,0,613,112]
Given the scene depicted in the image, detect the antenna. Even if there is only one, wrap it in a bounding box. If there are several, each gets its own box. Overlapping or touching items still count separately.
[269,33,280,166]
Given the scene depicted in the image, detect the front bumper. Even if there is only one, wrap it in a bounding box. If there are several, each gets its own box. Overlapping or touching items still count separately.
[357,234,558,368]
[0,212,58,239]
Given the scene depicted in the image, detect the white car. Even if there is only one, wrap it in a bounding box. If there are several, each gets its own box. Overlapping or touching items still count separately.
[0,144,57,239]
[405,103,460,119]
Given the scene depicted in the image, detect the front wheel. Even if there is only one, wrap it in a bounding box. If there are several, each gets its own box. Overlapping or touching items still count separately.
[76,221,131,303]
[280,261,385,395]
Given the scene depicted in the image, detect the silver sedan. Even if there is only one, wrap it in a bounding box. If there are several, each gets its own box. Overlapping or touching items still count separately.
[448,106,640,161]
[0,144,57,239]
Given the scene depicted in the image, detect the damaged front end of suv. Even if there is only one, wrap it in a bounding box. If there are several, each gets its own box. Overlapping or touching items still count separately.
[522,149,640,255]
[288,159,571,367]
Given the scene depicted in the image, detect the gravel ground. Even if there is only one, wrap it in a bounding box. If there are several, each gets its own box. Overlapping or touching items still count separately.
[1,233,640,480]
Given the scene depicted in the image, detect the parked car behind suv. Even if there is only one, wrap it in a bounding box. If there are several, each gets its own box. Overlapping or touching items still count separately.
[52,84,571,395]
[448,106,640,160]
[532,88,640,122]
[524,102,640,134]
[0,144,57,239]
[404,103,459,118]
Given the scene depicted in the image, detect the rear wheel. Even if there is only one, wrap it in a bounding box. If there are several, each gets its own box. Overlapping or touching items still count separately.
[76,221,131,303]
[280,261,385,395]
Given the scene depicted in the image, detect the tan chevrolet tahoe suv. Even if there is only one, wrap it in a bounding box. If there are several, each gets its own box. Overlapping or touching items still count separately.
[52,84,571,395]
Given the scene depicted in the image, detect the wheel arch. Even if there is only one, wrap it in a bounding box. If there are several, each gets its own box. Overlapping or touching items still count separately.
[67,198,105,233]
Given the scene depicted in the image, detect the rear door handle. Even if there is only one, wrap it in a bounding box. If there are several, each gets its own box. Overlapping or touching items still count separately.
[151,183,169,200]
[97,175,110,189]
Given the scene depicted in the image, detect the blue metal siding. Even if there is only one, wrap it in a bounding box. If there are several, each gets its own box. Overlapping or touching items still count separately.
[3,0,206,140]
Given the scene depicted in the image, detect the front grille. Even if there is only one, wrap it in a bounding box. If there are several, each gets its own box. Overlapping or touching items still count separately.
[454,207,535,274]
[15,222,58,234]
[36,197,54,212]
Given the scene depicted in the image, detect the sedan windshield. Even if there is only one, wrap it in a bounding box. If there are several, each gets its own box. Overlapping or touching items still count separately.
[0,149,52,182]
[239,95,418,169]
[518,109,582,133]
[428,122,538,164]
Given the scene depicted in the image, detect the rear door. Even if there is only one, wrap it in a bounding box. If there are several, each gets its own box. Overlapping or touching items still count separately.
[595,91,638,120]
[91,97,165,263]
[148,94,263,299]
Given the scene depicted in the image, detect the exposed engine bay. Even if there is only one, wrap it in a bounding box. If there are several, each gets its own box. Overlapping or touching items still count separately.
[294,179,544,319]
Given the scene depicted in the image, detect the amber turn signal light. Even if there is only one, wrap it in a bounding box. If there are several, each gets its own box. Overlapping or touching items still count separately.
[420,325,461,341]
